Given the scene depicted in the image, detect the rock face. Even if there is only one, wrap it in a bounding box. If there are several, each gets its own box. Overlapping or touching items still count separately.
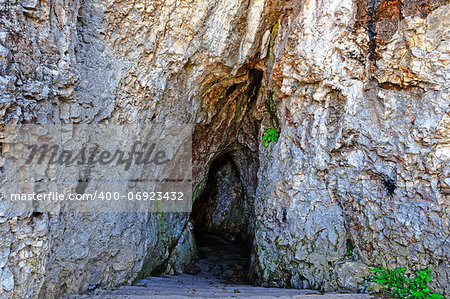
[251,0,449,293]
[335,261,370,292]
[0,0,448,298]
[192,155,253,241]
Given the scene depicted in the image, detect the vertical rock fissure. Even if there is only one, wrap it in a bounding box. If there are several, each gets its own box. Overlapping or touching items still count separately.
[367,0,381,62]
[188,63,264,283]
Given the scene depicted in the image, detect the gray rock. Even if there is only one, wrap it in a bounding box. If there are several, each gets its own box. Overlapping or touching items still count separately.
[335,262,370,292]
[0,247,10,268]
[0,0,448,298]
[0,44,9,60]
[1,268,14,292]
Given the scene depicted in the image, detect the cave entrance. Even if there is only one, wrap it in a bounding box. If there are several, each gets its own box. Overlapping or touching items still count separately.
[188,153,254,284]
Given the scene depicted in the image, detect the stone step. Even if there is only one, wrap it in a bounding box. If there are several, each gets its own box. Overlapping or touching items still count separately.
[66,274,376,299]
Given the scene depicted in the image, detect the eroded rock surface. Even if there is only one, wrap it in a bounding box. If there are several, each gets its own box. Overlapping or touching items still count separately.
[0,0,448,297]
[251,0,449,294]
[192,154,253,241]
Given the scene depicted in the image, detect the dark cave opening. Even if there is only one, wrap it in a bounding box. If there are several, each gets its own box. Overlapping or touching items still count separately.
[188,153,254,285]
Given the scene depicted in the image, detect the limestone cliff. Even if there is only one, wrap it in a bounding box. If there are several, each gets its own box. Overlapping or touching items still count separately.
[0,0,448,297]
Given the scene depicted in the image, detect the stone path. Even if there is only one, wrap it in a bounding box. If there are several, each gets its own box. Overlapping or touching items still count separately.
[66,233,376,298]
[66,274,377,298]
[184,232,251,284]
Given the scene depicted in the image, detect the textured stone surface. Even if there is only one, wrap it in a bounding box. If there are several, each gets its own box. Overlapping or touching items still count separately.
[192,155,253,241]
[335,262,370,292]
[0,0,449,298]
[250,0,449,295]
[65,274,371,298]
[0,0,278,296]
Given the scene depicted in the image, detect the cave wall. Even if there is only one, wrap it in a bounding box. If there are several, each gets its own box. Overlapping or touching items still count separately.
[192,154,254,242]
[0,0,448,297]
[252,0,449,293]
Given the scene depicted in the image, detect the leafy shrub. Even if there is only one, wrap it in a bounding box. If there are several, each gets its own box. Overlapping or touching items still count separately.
[370,267,443,299]
[263,127,279,147]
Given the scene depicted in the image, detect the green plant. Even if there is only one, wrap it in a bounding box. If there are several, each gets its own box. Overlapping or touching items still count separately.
[263,126,279,147]
[346,248,353,256]
[346,239,353,257]
[370,267,443,299]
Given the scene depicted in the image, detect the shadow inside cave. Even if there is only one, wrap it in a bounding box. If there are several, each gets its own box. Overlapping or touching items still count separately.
[186,230,251,284]
[187,153,253,285]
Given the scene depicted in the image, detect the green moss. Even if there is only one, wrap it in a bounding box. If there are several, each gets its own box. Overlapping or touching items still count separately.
[185,63,195,73]
[265,90,280,127]
[192,180,203,204]
[268,20,280,69]
[265,20,281,126]
[134,253,156,281]
[38,282,47,299]
[156,213,167,237]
